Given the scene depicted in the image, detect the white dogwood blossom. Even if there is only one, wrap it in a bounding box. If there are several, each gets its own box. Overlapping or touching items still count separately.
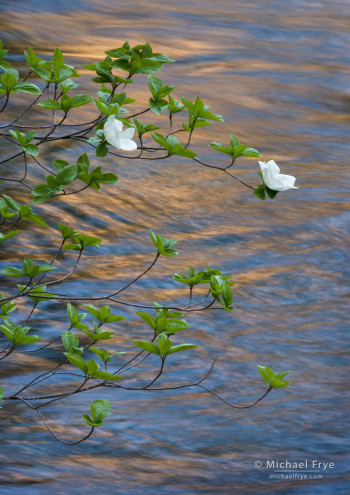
[104,116,137,151]
[258,160,297,191]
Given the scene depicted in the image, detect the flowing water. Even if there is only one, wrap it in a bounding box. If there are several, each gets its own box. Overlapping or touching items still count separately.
[0,0,349,493]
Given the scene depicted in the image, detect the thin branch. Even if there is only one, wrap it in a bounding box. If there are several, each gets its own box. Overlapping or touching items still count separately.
[109,253,160,297]
[197,384,272,409]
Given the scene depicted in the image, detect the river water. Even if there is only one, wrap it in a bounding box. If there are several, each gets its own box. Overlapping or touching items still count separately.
[0,0,349,494]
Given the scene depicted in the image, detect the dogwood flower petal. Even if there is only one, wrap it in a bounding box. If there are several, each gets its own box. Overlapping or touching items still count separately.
[104,115,123,133]
[258,160,297,191]
[121,127,136,140]
[104,116,137,151]
[119,138,138,151]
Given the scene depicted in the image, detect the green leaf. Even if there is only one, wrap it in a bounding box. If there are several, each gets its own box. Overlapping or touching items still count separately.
[91,399,111,423]
[21,335,41,345]
[71,94,93,108]
[1,267,27,277]
[168,95,185,114]
[147,75,163,98]
[2,194,20,212]
[36,264,57,274]
[151,133,196,158]
[32,67,51,82]
[84,304,100,319]
[1,72,18,89]
[82,414,99,427]
[37,100,62,110]
[149,229,178,257]
[136,310,156,330]
[61,331,80,353]
[0,385,4,408]
[24,131,38,143]
[60,78,79,93]
[149,98,168,115]
[265,186,279,199]
[86,359,100,377]
[167,344,198,355]
[151,132,168,148]
[0,230,22,243]
[240,146,261,157]
[131,340,160,355]
[130,58,162,75]
[56,165,78,185]
[96,143,108,157]
[254,185,266,200]
[98,172,118,185]
[209,142,233,156]
[58,223,80,240]
[64,352,87,373]
[257,365,292,388]
[82,399,112,427]
[0,299,16,319]
[25,213,48,228]
[80,235,102,246]
[92,371,123,381]
[14,82,41,95]
[157,333,172,356]
[52,48,65,67]
[22,144,39,156]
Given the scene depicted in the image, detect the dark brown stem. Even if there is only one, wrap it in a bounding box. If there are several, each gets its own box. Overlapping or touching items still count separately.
[198,384,272,409]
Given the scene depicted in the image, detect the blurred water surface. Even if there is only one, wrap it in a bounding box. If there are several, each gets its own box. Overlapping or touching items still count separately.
[0,0,349,494]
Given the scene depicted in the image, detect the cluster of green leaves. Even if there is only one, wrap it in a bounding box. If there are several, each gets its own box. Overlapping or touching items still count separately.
[9,130,39,156]
[258,365,292,388]
[174,265,235,311]
[56,223,103,254]
[136,304,190,336]
[66,303,126,342]
[150,229,178,257]
[16,284,56,304]
[0,66,41,96]
[63,350,122,382]
[90,347,127,366]
[181,96,224,132]
[1,258,57,279]
[132,332,198,361]
[0,194,48,243]
[38,93,93,113]
[82,41,174,96]
[210,134,261,160]
[84,304,126,327]
[210,274,234,311]
[253,174,279,200]
[105,41,174,77]
[93,87,134,119]
[0,320,41,347]
[62,304,126,380]
[82,399,111,428]
[151,133,197,158]
[0,40,10,71]
[147,75,175,114]
[25,46,80,86]
[83,59,133,86]
[0,292,16,320]
[31,153,118,202]
[125,117,161,139]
